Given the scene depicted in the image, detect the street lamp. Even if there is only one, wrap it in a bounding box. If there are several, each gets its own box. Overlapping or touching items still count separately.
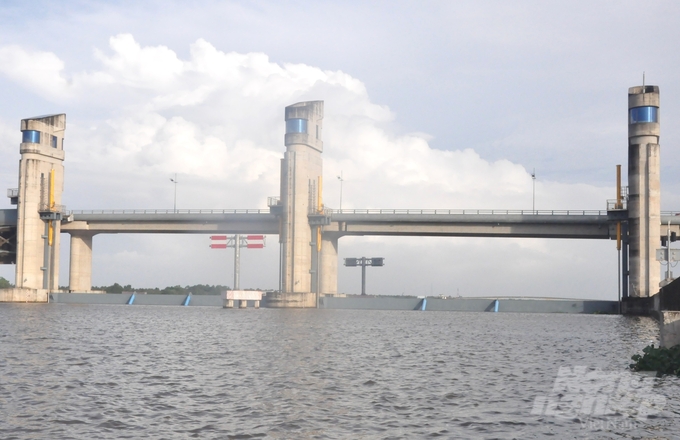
[170,173,178,213]
[531,168,536,213]
[337,171,344,211]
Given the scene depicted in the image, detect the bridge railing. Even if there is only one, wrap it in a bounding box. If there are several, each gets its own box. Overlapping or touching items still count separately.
[64,208,680,216]
[327,209,611,216]
[39,203,67,213]
[67,209,272,215]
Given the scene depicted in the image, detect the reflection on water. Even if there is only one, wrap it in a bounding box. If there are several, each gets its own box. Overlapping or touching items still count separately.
[0,304,678,439]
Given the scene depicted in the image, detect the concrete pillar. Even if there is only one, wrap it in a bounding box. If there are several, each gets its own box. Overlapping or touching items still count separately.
[69,233,94,292]
[239,299,247,308]
[628,86,661,297]
[320,234,339,295]
[271,101,324,308]
[660,311,680,348]
[224,299,234,308]
[15,114,66,293]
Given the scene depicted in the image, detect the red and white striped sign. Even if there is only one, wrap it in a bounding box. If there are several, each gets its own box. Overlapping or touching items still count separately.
[209,235,266,249]
[246,235,265,249]
[210,235,228,249]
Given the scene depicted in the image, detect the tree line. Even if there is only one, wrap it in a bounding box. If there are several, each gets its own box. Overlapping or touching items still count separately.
[91,283,231,295]
[0,278,271,295]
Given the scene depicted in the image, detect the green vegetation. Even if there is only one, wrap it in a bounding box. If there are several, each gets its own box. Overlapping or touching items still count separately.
[630,344,680,377]
[0,276,13,288]
[90,283,231,295]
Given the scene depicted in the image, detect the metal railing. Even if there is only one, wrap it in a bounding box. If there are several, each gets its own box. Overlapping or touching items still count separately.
[62,208,680,217]
[326,209,610,216]
[67,209,271,215]
[39,203,67,213]
[606,199,628,211]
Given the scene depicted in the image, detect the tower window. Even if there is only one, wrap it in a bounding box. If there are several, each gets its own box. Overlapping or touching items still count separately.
[286,118,308,134]
[629,106,658,124]
[51,135,58,148]
[22,130,41,144]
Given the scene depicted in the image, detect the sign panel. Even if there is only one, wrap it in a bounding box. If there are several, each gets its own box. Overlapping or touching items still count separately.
[209,235,265,249]
[345,258,358,267]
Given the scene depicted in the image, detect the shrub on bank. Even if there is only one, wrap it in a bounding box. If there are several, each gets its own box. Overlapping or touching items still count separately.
[630,344,680,376]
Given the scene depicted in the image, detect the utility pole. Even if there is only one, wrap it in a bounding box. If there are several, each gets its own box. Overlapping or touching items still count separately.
[337,171,344,211]
[531,168,536,213]
[210,235,266,290]
[170,173,178,212]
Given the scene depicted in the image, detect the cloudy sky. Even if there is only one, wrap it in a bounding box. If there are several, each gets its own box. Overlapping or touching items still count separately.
[1,0,679,299]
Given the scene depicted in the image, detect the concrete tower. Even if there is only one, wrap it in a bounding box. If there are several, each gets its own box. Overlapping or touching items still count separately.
[15,114,66,295]
[628,86,660,297]
[270,101,324,307]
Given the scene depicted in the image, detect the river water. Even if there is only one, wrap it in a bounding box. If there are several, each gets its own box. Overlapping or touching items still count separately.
[1,304,679,439]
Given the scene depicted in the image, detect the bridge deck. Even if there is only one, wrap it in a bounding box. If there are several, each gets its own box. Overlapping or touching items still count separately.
[328,213,614,239]
[2,208,678,239]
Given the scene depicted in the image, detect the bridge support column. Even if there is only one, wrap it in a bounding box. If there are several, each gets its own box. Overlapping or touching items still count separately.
[627,85,661,297]
[269,101,324,308]
[69,233,94,292]
[320,235,338,295]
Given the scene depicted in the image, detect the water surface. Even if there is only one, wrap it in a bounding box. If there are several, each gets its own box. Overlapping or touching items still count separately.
[1,304,678,439]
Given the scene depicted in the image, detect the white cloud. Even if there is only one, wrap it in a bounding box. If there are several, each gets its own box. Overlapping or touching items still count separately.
[94,34,184,90]
[0,45,69,100]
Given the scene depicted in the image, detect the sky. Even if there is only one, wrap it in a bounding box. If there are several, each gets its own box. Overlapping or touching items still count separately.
[1,0,679,299]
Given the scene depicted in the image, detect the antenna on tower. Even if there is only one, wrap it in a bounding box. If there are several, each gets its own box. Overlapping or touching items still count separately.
[642,72,646,91]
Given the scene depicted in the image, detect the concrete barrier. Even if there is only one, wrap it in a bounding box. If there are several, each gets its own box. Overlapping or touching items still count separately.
[223,290,263,308]
[44,292,619,314]
[660,311,680,348]
[319,296,618,313]
[49,292,223,307]
[0,288,48,302]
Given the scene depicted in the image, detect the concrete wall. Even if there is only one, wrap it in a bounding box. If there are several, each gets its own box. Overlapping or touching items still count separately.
[658,276,680,311]
[49,292,224,307]
[660,311,680,348]
[320,296,422,310]
[44,292,619,314]
[319,296,618,313]
[0,288,48,302]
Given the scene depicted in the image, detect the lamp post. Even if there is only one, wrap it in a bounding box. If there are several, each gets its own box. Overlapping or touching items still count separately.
[170,173,178,213]
[531,168,536,213]
[337,171,344,211]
